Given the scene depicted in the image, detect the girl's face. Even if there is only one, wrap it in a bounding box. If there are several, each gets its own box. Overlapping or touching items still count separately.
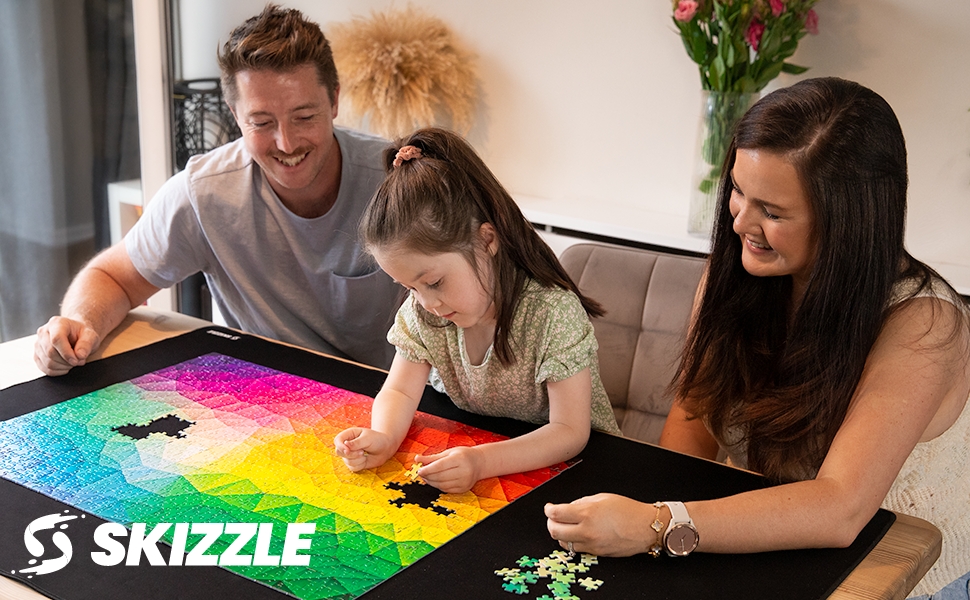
[729,148,817,299]
[373,225,498,331]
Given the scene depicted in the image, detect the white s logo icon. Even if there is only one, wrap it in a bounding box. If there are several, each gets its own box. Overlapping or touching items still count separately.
[14,511,79,577]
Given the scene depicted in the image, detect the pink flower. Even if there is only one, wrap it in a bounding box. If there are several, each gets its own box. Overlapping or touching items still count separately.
[805,9,819,35]
[674,0,699,22]
[769,0,785,17]
[746,19,766,50]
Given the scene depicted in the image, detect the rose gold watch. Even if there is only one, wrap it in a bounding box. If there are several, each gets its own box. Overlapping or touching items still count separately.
[662,501,699,557]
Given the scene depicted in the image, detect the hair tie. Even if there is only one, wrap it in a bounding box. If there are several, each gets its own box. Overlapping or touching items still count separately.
[393,145,422,168]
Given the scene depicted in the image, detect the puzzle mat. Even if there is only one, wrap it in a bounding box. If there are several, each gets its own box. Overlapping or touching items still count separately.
[0,327,897,600]
[0,352,570,600]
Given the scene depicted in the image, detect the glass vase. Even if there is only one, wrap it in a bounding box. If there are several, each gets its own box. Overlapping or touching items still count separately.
[687,90,758,236]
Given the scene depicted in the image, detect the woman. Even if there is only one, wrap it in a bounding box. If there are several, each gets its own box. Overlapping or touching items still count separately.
[545,77,970,598]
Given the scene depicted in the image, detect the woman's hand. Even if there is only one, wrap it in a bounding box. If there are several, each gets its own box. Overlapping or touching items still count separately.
[415,446,485,494]
[334,427,397,471]
[545,493,655,557]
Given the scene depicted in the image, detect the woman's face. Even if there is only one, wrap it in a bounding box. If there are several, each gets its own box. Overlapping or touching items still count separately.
[729,149,816,299]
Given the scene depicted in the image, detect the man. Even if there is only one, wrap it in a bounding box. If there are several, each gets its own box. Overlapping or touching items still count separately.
[34,5,402,374]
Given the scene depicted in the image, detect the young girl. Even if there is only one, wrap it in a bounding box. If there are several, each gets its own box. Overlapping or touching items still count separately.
[334,128,621,494]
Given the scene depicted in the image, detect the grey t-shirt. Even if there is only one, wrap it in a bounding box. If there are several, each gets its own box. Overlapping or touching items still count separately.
[126,127,402,368]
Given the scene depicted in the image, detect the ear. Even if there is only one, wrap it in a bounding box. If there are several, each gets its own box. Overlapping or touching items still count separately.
[226,99,239,125]
[478,223,498,256]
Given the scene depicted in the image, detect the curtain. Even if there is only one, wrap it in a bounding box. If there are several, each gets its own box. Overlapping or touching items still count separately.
[86,0,141,250]
[0,0,139,341]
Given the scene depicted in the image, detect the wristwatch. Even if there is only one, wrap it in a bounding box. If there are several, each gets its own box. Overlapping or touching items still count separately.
[662,501,699,557]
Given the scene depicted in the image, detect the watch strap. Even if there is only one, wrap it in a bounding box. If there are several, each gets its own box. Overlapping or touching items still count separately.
[663,501,692,527]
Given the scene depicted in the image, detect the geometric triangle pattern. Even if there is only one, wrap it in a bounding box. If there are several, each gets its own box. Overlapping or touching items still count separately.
[0,353,570,599]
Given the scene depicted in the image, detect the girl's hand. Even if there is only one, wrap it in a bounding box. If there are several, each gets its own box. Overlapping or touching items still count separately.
[415,447,485,494]
[334,427,396,471]
[544,493,654,557]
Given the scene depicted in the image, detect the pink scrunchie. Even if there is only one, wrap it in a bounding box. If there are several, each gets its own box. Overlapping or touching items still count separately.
[392,145,422,168]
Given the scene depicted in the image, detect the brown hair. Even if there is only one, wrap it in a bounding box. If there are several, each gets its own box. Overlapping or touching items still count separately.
[360,127,604,366]
[677,77,964,482]
[217,4,339,107]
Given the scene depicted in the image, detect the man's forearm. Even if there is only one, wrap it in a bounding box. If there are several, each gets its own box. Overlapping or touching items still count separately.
[60,266,139,340]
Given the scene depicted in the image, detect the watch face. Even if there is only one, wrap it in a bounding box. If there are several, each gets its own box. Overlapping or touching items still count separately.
[666,524,699,556]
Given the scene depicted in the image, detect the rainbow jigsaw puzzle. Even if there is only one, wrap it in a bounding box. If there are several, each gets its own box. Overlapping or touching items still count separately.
[0,352,569,599]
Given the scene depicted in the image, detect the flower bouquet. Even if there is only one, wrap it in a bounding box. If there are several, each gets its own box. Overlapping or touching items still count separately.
[672,0,819,233]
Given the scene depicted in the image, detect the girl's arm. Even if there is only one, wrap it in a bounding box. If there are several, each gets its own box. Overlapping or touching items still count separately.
[547,296,970,556]
[417,367,593,493]
[334,353,431,471]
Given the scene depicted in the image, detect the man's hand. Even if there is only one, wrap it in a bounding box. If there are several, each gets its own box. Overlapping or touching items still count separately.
[33,316,102,376]
[32,242,160,377]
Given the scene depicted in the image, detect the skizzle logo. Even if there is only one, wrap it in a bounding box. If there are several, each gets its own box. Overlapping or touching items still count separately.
[10,512,316,577]
[12,510,82,578]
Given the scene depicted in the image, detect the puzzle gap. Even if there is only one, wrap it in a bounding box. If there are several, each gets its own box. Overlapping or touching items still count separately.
[112,414,195,440]
[385,480,455,517]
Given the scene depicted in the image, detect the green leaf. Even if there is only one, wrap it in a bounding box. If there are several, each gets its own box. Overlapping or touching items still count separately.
[781,62,809,75]
[759,27,781,58]
[777,38,799,56]
[712,55,727,91]
[691,26,714,63]
[737,75,758,94]
[681,36,701,63]
[755,61,785,89]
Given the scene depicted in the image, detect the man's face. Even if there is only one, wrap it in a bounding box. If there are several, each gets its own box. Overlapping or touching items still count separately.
[230,63,339,210]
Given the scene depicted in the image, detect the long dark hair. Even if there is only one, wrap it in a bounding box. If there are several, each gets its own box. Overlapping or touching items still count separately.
[360,127,603,366]
[677,77,955,482]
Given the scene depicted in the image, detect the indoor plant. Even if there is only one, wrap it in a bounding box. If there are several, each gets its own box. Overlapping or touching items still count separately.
[673,0,819,234]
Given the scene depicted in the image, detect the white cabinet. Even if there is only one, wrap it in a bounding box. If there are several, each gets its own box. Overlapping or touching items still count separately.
[516,194,710,260]
[107,180,144,246]
[106,179,177,313]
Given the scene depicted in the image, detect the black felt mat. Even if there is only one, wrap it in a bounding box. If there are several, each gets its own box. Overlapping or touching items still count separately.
[0,326,894,600]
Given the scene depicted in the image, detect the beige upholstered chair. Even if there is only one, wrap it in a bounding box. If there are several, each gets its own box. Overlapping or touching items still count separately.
[560,243,706,444]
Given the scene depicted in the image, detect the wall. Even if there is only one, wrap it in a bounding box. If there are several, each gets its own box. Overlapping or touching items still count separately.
[171,0,970,285]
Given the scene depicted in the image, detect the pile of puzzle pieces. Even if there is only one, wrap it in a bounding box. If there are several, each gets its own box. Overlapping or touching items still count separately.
[495,550,604,598]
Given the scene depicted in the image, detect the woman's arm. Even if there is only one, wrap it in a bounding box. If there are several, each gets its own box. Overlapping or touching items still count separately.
[333,353,431,470]
[417,367,593,493]
[659,400,721,460]
[548,297,970,556]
